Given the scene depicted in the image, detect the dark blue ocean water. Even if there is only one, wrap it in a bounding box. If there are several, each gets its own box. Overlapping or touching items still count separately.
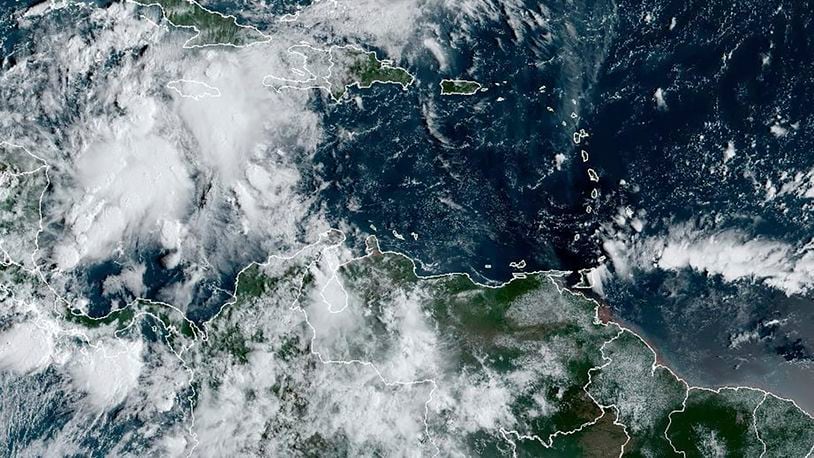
[582,0,814,410]
[315,0,614,284]
[1,0,812,413]
[0,0,29,63]
[310,0,814,409]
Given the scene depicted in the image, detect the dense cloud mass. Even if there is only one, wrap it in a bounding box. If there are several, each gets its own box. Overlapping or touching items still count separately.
[1,1,342,312]
[0,0,813,454]
[599,221,814,297]
[0,0,434,453]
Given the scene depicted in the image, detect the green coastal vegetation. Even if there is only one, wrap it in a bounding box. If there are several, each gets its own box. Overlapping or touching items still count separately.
[668,388,766,457]
[65,297,202,352]
[61,235,814,455]
[0,143,49,268]
[134,0,269,47]
[304,242,814,455]
[330,48,414,99]
[440,78,483,95]
[586,331,687,456]
[349,52,414,89]
[755,394,814,456]
[264,45,415,101]
[65,306,135,330]
[0,168,46,261]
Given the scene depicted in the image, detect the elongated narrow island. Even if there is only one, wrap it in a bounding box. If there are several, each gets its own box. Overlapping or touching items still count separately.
[133,0,270,47]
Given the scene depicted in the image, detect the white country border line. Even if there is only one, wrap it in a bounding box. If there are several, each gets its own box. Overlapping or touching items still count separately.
[0,142,49,273]
[754,392,770,457]
[113,301,202,455]
[2,141,434,455]
[586,326,685,457]
[596,310,814,457]
[501,322,629,455]
[276,0,339,23]
[498,276,630,456]
[295,235,441,455]
[439,78,484,96]
[349,241,814,456]
[341,46,416,92]
[0,142,95,343]
[97,233,349,456]
[0,141,207,455]
[8,137,813,454]
[198,228,345,339]
[501,271,814,456]
[263,44,415,103]
[126,0,271,49]
[192,232,441,455]
[165,78,222,100]
[313,237,595,454]
[498,326,631,457]
[0,141,49,269]
[596,320,813,457]
[262,43,335,96]
[2,141,430,455]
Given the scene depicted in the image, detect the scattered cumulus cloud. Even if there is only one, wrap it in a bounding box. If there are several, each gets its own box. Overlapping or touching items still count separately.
[602,221,814,296]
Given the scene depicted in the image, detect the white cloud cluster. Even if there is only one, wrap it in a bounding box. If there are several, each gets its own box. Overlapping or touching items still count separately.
[0,322,56,374]
[284,0,426,60]
[0,0,454,315]
[306,257,442,382]
[0,1,349,309]
[0,0,506,452]
[0,275,195,455]
[186,243,603,456]
[602,222,814,296]
[56,97,195,270]
[68,337,144,409]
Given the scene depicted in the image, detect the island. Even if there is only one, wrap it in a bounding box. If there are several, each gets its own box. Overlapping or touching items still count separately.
[166,79,221,100]
[263,45,415,102]
[133,0,270,47]
[327,47,414,99]
[440,78,483,95]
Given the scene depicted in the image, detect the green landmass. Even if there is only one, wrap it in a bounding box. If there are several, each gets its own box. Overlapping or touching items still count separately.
[135,0,269,47]
[330,49,414,99]
[586,331,687,456]
[0,144,49,268]
[235,264,276,301]
[755,394,814,457]
[536,411,628,457]
[349,52,414,88]
[65,298,201,353]
[667,388,765,457]
[65,306,135,330]
[266,45,415,101]
[418,268,616,440]
[58,234,814,455]
[440,79,482,95]
[183,237,814,455]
